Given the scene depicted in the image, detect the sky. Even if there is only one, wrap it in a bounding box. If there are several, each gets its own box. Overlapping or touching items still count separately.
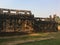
[0,0,60,17]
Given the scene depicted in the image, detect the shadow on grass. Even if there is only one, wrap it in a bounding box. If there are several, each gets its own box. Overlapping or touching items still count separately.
[0,32,29,37]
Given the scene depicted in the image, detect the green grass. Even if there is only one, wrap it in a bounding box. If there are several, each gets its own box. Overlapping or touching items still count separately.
[16,31,60,45]
[0,35,47,43]
[0,34,48,43]
[17,39,60,45]
[0,31,60,45]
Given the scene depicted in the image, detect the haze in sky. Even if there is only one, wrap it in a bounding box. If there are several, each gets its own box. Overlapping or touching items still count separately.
[0,0,59,17]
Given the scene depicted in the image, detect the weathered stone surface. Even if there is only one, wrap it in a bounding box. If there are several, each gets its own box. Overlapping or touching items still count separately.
[0,8,58,34]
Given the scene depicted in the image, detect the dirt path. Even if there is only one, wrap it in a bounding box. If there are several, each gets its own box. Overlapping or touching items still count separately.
[1,36,54,45]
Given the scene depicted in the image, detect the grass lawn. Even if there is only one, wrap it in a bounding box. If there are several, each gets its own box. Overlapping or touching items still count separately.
[0,31,60,45]
[17,39,60,45]
[16,31,60,45]
[0,32,49,44]
[0,36,42,43]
